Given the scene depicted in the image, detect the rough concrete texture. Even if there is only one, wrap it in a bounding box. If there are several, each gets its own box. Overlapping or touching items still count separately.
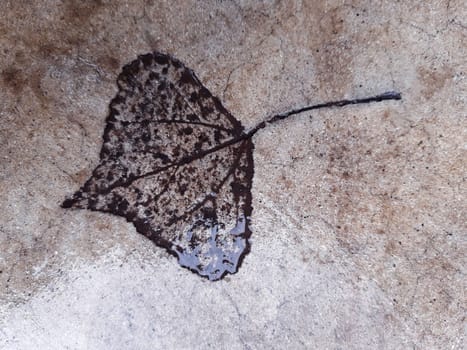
[0,1,465,349]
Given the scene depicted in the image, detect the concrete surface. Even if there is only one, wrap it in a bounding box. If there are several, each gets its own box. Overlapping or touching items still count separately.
[0,0,465,349]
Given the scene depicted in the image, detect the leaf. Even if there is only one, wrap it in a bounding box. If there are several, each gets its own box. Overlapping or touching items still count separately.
[62,51,401,281]
[62,52,254,280]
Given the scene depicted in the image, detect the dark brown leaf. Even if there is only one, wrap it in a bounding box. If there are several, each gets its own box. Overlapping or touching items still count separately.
[62,51,401,281]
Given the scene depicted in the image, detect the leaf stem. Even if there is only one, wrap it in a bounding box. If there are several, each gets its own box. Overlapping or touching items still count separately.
[246,91,401,137]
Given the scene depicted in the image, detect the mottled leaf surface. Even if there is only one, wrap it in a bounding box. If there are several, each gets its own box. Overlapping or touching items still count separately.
[63,52,254,280]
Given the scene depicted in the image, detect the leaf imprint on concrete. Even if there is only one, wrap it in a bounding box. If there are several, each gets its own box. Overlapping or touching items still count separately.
[62,52,401,280]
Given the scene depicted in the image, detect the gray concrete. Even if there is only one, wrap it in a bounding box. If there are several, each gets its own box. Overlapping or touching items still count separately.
[0,1,465,349]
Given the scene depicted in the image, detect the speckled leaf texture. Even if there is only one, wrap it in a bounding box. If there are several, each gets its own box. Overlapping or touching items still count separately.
[62,52,254,280]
